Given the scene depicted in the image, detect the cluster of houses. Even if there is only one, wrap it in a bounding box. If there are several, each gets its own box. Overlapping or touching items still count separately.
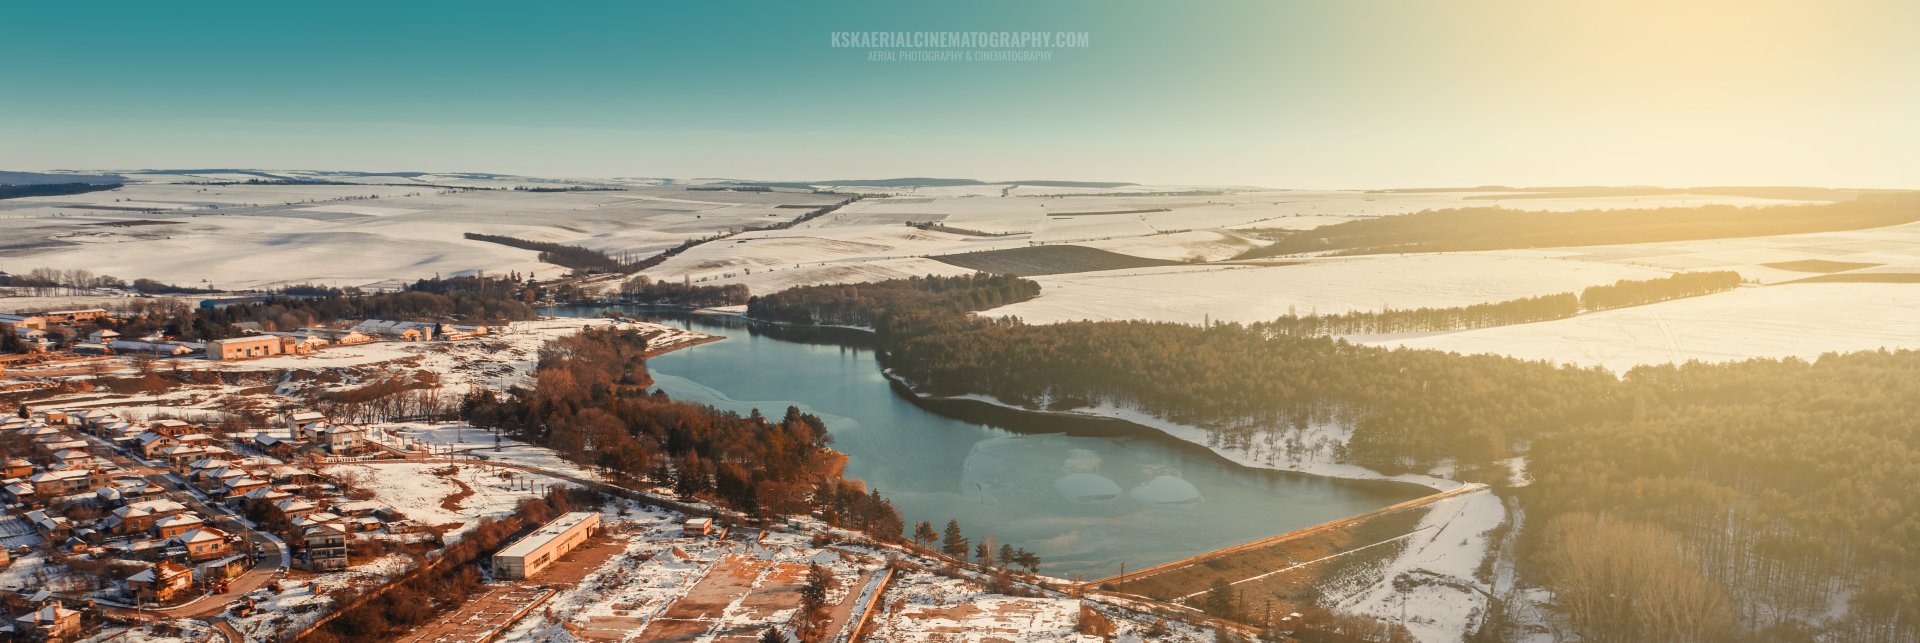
[0,309,111,354]
[202,319,488,362]
[0,407,402,638]
[1,307,492,366]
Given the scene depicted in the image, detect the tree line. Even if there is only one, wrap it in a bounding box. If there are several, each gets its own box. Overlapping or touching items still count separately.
[0,182,120,199]
[1579,270,1742,311]
[1236,194,1920,258]
[460,327,905,535]
[464,232,630,274]
[0,266,214,296]
[1260,271,1741,336]
[103,275,539,342]
[619,274,749,307]
[751,274,1920,640]
[745,272,1040,330]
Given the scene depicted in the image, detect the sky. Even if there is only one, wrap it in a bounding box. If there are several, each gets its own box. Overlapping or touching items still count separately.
[3,0,1916,188]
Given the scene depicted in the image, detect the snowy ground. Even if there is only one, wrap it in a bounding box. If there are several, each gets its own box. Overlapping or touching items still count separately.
[499,503,876,642]
[640,223,990,291]
[323,462,577,541]
[1327,490,1505,643]
[1482,219,1920,285]
[0,180,841,290]
[982,254,1669,326]
[1365,282,1920,373]
[386,423,602,481]
[207,318,706,391]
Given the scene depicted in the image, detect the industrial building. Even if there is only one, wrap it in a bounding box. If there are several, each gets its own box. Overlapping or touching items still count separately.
[207,335,284,361]
[491,511,601,580]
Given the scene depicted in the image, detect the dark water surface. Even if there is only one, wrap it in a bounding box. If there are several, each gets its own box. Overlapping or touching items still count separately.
[547,307,1425,578]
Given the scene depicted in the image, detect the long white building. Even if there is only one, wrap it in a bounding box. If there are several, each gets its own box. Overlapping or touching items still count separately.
[491,511,601,580]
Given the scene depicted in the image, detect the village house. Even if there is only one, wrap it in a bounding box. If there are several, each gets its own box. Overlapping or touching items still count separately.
[316,424,366,455]
[220,476,268,501]
[135,431,177,459]
[14,603,82,640]
[35,437,88,458]
[158,444,209,470]
[109,340,196,356]
[285,410,326,434]
[0,313,48,331]
[85,329,119,344]
[186,458,237,484]
[197,554,248,585]
[250,433,300,459]
[107,499,189,535]
[174,433,216,449]
[74,409,116,430]
[273,498,318,519]
[351,319,436,341]
[26,510,72,541]
[38,308,109,324]
[269,466,315,486]
[28,469,103,496]
[301,523,349,571]
[297,327,372,345]
[4,481,34,505]
[12,326,52,351]
[4,458,34,479]
[153,513,205,539]
[126,561,194,604]
[148,419,193,436]
[173,527,232,561]
[242,486,293,506]
[50,449,91,469]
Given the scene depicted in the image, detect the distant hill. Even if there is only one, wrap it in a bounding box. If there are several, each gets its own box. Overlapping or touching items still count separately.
[1369,185,1876,201]
[700,177,1139,189]
[0,171,123,186]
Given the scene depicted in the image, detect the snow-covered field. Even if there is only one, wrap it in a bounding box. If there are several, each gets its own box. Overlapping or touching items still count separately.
[983,255,1670,325]
[500,503,878,643]
[1331,490,1505,643]
[1484,219,1920,285]
[323,461,574,541]
[1367,282,1920,373]
[0,180,841,290]
[640,223,996,289]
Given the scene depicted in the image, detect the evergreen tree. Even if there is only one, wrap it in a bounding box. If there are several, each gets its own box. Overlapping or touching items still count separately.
[1203,578,1235,618]
[941,520,969,558]
[913,521,938,549]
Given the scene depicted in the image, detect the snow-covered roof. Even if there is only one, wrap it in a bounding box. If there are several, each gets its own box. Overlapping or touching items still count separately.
[174,527,227,544]
[17,604,78,624]
[29,469,90,482]
[223,477,266,491]
[155,514,204,528]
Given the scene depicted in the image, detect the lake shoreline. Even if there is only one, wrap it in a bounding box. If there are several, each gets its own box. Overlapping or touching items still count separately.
[582,305,1449,496]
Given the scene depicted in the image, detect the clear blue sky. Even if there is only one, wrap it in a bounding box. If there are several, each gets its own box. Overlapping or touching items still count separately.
[4,0,1916,187]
